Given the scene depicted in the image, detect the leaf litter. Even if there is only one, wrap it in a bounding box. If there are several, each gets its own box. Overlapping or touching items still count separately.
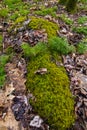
[63,54,87,130]
[0,55,49,130]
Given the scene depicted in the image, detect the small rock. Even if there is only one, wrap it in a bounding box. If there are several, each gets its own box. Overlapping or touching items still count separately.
[30,115,43,128]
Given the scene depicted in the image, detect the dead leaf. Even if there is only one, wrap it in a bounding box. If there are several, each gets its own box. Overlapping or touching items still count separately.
[34,68,47,75]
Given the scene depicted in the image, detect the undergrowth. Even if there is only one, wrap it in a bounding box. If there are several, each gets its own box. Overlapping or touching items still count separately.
[59,14,74,25]
[34,6,57,17]
[21,42,47,58]
[0,35,3,51]
[73,26,87,35]
[77,38,87,54]
[78,16,87,24]
[0,55,9,87]
[48,37,75,55]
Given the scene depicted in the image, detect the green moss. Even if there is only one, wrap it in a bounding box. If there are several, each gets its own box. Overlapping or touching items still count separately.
[0,55,9,66]
[0,8,8,18]
[34,7,57,17]
[28,17,58,38]
[0,35,3,43]
[19,9,29,16]
[5,46,14,54]
[15,16,26,24]
[0,55,10,88]
[26,53,75,130]
[9,16,26,32]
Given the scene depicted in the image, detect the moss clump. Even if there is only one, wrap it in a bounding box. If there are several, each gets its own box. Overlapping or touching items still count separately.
[9,16,26,32]
[28,17,58,38]
[0,8,8,18]
[15,16,26,24]
[0,55,10,87]
[26,52,75,130]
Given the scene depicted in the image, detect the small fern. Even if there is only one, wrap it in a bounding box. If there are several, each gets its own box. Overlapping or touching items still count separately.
[48,37,75,55]
[21,42,47,58]
[77,42,87,54]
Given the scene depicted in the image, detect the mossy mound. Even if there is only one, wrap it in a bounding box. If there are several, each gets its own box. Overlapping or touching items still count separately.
[26,52,75,130]
[28,17,58,38]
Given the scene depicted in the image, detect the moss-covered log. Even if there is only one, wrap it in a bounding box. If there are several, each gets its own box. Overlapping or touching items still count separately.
[26,52,75,130]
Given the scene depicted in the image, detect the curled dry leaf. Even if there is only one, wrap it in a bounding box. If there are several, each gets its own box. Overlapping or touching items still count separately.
[30,115,43,128]
[34,68,47,75]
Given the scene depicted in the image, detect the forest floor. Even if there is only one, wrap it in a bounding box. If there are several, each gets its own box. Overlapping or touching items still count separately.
[0,0,87,130]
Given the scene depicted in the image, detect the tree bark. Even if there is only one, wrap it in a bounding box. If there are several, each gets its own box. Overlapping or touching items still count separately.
[59,0,68,5]
[66,0,78,12]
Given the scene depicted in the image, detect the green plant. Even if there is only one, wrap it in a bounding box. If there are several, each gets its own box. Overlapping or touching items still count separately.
[0,55,9,65]
[21,42,47,58]
[78,16,87,24]
[0,8,8,18]
[81,0,87,3]
[19,9,29,16]
[48,37,75,55]
[15,16,26,24]
[0,55,10,87]
[77,42,87,54]
[28,17,59,38]
[4,0,22,7]
[0,75,6,87]
[26,53,75,130]
[0,35,3,43]
[0,35,3,51]
[5,46,14,54]
[34,7,57,17]
[59,14,73,25]
[9,12,19,21]
[73,26,87,35]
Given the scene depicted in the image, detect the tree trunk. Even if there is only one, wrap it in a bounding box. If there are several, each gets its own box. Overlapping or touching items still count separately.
[59,0,68,5]
[66,0,78,12]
